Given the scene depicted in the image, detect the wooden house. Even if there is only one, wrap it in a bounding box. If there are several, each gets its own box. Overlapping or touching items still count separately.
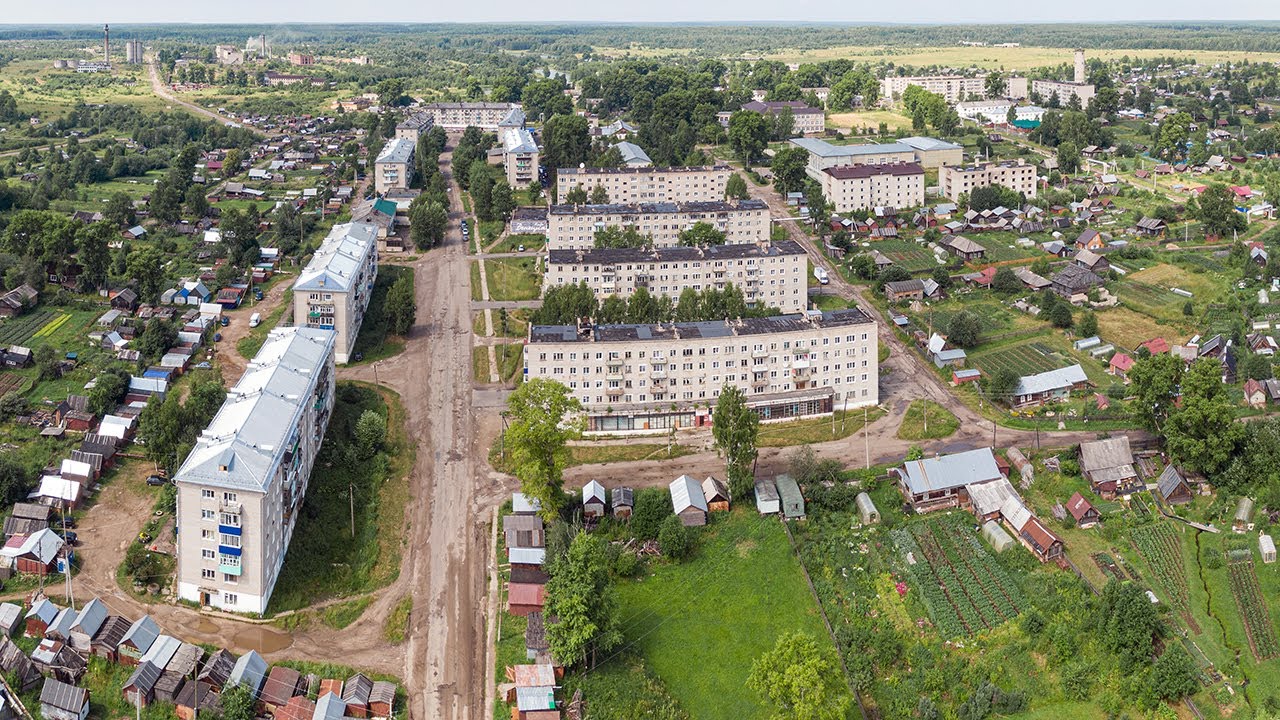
[1074,228,1107,250]
[314,693,348,720]
[1156,466,1193,505]
[227,651,268,700]
[611,487,633,520]
[1050,264,1104,300]
[702,476,730,512]
[32,638,86,684]
[502,515,544,552]
[508,583,547,617]
[0,603,22,638]
[342,674,373,719]
[276,695,315,720]
[895,448,1004,513]
[1244,378,1268,409]
[524,613,548,662]
[943,236,986,261]
[123,661,162,707]
[117,615,160,666]
[1073,248,1110,274]
[0,636,41,691]
[1011,365,1090,408]
[90,615,130,662]
[883,279,925,302]
[369,681,396,717]
[581,480,607,519]
[1079,437,1139,499]
[196,649,236,690]
[174,681,219,720]
[67,598,107,653]
[4,503,51,539]
[669,475,708,527]
[1,529,64,575]
[24,598,59,638]
[39,678,89,720]
[1066,492,1100,528]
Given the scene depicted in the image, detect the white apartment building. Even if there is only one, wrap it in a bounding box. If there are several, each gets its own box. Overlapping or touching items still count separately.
[174,327,337,614]
[880,74,1028,104]
[791,138,915,182]
[502,128,540,186]
[1031,79,1096,109]
[818,163,926,213]
[374,138,415,195]
[545,240,809,313]
[524,308,879,434]
[555,165,731,204]
[394,112,434,143]
[419,102,524,131]
[547,200,769,250]
[956,100,1047,125]
[939,160,1039,203]
[293,222,379,364]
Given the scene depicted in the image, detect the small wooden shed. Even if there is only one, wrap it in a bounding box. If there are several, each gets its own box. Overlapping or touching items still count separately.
[611,487,634,520]
[123,661,162,707]
[582,480,607,519]
[669,475,708,527]
[0,602,23,637]
[39,678,88,720]
[342,673,372,719]
[702,476,730,512]
[1156,466,1193,506]
[855,492,879,525]
[754,479,780,515]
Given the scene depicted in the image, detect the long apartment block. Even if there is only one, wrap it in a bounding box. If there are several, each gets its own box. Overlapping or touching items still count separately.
[174,327,337,614]
[546,200,769,250]
[545,240,809,313]
[818,162,925,213]
[555,165,731,204]
[524,308,879,434]
[879,74,1028,103]
[293,222,379,364]
[939,159,1039,203]
[419,102,525,131]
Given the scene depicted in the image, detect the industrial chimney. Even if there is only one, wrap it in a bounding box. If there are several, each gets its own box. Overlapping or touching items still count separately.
[1074,49,1085,84]
[104,24,110,63]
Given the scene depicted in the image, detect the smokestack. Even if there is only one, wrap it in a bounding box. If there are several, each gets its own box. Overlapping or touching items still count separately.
[104,24,110,63]
[1074,49,1085,85]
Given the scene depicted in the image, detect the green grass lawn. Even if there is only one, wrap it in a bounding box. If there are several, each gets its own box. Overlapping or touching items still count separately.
[757,407,886,447]
[896,400,959,440]
[489,233,547,254]
[485,257,542,301]
[237,288,293,360]
[495,343,523,384]
[868,239,939,273]
[470,261,484,301]
[612,510,850,720]
[350,266,413,364]
[472,346,492,383]
[383,595,413,644]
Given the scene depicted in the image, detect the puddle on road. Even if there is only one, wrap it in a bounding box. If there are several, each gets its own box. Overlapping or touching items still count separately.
[233,627,293,653]
[192,618,219,634]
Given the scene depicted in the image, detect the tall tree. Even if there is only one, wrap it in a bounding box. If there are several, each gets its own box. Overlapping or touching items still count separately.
[712,385,759,499]
[985,72,1008,98]
[409,197,448,250]
[505,379,583,519]
[1164,358,1245,475]
[1191,184,1246,238]
[748,632,850,720]
[771,146,809,196]
[385,273,417,335]
[544,532,623,668]
[76,221,113,291]
[677,222,726,246]
[542,114,591,182]
[728,111,769,168]
[491,180,515,222]
[725,173,749,200]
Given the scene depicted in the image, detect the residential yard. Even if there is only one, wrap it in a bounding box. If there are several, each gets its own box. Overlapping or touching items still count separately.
[237,288,293,359]
[485,257,542,302]
[1094,306,1171,352]
[495,343,524,384]
[1119,262,1231,324]
[865,239,939,273]
[488,233,547,254]
[611,510,850,720]
[896,400,959,440]
[756,407,886,447]
[350,265,413,364]
[266,383,413,613]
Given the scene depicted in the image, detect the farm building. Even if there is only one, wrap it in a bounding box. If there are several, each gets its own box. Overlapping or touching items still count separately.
[895,447,1003,513]
[174,681,219,720]
[967,478,1019,523]
[1261,534,1276,564]
[342,673,372,718]
[669,475,708,527]
[524,613,548,661]
[982,520,1015,553]
[702,476,730,512]
[775,474,806,521]
[369,681,395,717]
[260,665,304,711]
[507,583,546,617]
[1156,466,1193,505]
[1066,492,1100,528]
[755,478,780,515]
[4,503,51,539]
[0,636,41,691]
[39,678,88,720]
[884,279,925,302]
[67,598,107,653]
[196,649,235,690]
[32,638,85,684]
[855,492,879,525]
[90,616,129,662]
[123,661,162,707]
[611,487,633,519]
[1079,436,1139,499]
[1235,498,1256,533]
[1,529,64,575]
[0,603,21,637]
[581,480,607,519]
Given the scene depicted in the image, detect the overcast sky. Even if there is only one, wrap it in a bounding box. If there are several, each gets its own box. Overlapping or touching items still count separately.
[3,0,1277,24]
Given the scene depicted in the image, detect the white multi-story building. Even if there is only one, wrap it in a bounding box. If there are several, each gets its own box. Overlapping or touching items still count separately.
[939,160,1039,203]
[547,200,769,250]
[374,138,415,195]
[1031,79,1096,109]
[817,163,926,213]
[502,128,540,186]
[174,327,337,614]
[420,102,524,131]
[555,165,731,205]
[880,74,1028,104]
[956,100,1047,125]
[394,112,434,143]
[524,308,879,434]
[293,222,379,364]
[545,240,809,313]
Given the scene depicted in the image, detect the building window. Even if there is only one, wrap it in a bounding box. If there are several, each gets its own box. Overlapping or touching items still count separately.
[201,509,215,521]
[202,549,215,560]
[223,574,238,584]
[220,534,241,548]
[201,529,213,540]
[223,593,238,606]
[201,489,215,499]
[223,492,238,503]
[201,569,216,580]
[220,513,240,527]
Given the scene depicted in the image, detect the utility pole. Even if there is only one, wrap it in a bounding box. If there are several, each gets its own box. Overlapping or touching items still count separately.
[863,406,870,469]
[349,483,356,537]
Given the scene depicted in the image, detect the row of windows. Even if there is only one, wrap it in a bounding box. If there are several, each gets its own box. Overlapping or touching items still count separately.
[553,363,872,383]
[543,354,870,375]
[571,384,873,406]
[200,489,239,503]
[538,335,870,362]
[553,258,797,271]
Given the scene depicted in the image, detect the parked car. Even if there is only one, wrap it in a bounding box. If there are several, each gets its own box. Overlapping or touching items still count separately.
[220,316,230,327]
[249,313,261,328]
[58,530,78,546]
[145,475,168,487]
[54,517,76,529]
[254,289,264,301]
[213,333,223,342]
[518,244,526,252]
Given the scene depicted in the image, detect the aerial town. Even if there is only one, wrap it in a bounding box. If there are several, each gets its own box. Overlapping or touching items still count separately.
[0,14,1275,720]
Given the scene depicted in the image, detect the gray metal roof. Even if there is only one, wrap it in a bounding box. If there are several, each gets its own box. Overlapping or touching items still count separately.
[898,136,962,152]
[39,677,87,713]
[1156,465,1188,500]
[375,137,414,165]
[229,650,268,694]
[294,222,378,294]
[898,448,1002,495]
[790,137,912,158]
[70,598,107,637]
[174,328,335,493]
[669,475,708,513]
[314,691,347,720]
[140,634,181,668]
[1013,364,1088,397]
[0,603,21,629]
[125,661,162,693]
[774,474,805,518]
[613,141,650,165]
[121,615,159,653]
[503,127,537,154]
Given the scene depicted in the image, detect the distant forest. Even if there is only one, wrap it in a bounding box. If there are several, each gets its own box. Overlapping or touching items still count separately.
[5,22,1280,55]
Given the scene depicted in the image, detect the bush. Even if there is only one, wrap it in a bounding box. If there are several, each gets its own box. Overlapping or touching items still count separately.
[630,488,668,541]
[614,550,642,578]
[658,515,692,560]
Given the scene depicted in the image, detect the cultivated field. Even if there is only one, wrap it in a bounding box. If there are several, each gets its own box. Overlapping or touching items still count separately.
[759,45,1280,70]
[971,339,1068,378]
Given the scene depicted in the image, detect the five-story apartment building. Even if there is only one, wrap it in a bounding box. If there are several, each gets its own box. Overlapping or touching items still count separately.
[293,222,379,363]
[547,200,769,250]
[555,165,731,204]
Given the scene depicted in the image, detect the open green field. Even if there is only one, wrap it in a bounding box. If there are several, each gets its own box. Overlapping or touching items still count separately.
[896,400,959,440]
[869,239,939,273]
[758,45,1280,70]
[1119,262,1230,324]
[485,257,542,301]
[827,109,915,133]
[970,234,1041,264]
[0,60,168,116]
[1094,306,1171,352]
[613,510,849,720]
[488,233,547,254]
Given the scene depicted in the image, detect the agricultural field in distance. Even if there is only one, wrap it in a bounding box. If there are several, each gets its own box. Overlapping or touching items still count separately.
[758,45,1280,70]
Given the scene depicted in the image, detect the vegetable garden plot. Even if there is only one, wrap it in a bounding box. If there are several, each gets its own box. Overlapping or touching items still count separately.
[0,309,55,345]
[893,518,1024,638]
[0,373,26,396]
[1131,523,1199,632]
[972,343,1064,378]
[1227,557,1280,660]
